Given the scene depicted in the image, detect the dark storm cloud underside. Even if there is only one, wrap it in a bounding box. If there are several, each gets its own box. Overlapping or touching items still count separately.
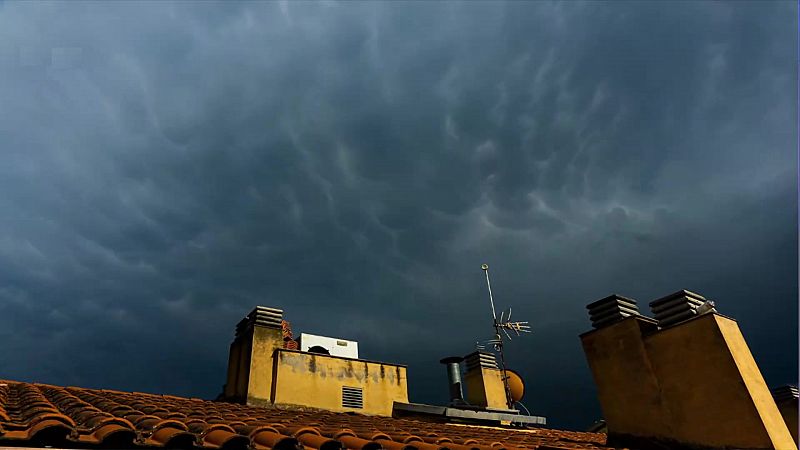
[0,1,796,429]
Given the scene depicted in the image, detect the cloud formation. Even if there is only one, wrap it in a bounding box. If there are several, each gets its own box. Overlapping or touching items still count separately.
[0,1,796,429]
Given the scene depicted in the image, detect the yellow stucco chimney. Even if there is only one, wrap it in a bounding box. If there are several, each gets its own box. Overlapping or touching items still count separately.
[462,351,509,410]
[581,290,796,450]
[222,306,285,405]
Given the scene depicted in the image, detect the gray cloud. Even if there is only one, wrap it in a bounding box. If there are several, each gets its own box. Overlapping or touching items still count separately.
[0,1,795,429]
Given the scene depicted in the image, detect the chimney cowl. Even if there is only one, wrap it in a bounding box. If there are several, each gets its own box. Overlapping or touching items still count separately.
[463,351,499,371]
[649,290,708,327]
[586,294,641,329]
[235,306,284,337]
[440,356,464,365]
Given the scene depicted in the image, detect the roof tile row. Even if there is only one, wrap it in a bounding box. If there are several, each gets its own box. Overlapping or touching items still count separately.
[0,380,611,450]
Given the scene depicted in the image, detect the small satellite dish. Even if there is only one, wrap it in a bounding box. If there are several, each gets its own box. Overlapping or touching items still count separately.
[505,369,526,402]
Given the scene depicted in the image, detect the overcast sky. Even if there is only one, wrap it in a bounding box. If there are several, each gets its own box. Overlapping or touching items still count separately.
[0,1,796,430]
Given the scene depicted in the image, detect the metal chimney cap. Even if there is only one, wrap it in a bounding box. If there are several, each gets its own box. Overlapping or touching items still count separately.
[586,294,638,310]
[649,289,706,308]
[440,356,464,364]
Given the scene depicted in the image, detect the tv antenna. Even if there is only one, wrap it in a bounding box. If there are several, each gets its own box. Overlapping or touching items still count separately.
[480,263,531,409]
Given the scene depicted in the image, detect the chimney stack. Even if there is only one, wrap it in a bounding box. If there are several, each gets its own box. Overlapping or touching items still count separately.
[223,306,284,405]
[462,351,508,410]
[581,291,796,450]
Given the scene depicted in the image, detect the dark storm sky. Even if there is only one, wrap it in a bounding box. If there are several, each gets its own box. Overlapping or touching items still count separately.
[0,1,796,430]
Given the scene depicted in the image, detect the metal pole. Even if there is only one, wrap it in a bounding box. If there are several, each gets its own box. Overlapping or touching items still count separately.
[495,334,514,409]
[482,263,513,409]
[482,264,497,321]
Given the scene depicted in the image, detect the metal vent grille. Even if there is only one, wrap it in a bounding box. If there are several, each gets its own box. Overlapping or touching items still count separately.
[342,386,363,409]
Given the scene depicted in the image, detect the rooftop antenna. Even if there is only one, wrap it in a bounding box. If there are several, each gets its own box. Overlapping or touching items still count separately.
[480,263,531,409]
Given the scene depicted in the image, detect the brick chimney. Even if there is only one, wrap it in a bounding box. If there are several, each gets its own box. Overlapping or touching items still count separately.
[223,306,284,405]
[581,290,796,450]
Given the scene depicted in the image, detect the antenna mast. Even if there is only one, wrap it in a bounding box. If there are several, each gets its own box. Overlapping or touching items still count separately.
[480,263,531,409]
[483,264,497,321]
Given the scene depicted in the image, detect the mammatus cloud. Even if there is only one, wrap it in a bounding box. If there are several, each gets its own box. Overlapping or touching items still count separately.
[0,1,795,429]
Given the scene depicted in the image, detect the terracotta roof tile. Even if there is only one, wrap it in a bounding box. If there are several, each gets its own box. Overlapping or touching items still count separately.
[0,380,611,450]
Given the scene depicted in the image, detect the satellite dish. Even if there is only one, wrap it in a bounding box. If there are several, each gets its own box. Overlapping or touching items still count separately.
[505,369,525,402]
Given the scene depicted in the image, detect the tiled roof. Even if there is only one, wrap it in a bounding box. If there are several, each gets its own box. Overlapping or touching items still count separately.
[0,380,612,450]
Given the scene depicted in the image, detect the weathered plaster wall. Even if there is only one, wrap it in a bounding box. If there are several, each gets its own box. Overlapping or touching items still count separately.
[271,349,408,416]
[464,367,508,410]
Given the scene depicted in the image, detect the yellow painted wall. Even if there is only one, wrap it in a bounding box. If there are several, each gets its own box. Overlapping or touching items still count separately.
[464,367,508,409]
[581,313,796,450]
[246,326,284,406]
[271,349,408,416]
[463,367,487,407]
[580,316,666,437]
[645,314,794,449]
[712,316,795,449]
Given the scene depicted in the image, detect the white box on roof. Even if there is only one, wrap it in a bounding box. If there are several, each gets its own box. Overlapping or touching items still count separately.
[298,333,359,359]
